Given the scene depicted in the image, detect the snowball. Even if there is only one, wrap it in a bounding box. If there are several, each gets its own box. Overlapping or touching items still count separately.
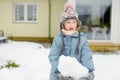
[58,55,89,79]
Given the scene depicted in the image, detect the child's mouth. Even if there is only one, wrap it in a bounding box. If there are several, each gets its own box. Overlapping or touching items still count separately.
[69,28,73,30]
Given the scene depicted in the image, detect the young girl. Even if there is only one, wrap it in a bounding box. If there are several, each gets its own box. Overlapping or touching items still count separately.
[48,2,95,80]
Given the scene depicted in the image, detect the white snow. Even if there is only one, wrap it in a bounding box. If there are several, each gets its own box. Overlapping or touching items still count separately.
[0,40,120,80]
[58,55,88,79]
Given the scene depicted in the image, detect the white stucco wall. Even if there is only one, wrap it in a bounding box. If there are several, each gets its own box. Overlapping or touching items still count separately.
[111,0,120,43]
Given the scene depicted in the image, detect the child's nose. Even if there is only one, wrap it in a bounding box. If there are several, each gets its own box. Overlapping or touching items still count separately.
[70,23,74,26]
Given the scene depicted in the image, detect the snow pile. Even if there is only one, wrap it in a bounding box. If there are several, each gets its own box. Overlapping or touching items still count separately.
[58,55,89,79]
[0,41,50,80]
[1,41,120,80]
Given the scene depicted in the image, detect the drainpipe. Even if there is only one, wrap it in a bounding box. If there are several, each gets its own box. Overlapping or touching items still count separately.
[48,0,51,42]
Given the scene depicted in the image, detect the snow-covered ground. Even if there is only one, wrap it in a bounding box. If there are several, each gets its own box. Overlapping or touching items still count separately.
[0,41,120,80]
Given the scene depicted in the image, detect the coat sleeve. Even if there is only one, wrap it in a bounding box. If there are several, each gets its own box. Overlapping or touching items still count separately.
[80,36,95,72]
[48,37,61,74]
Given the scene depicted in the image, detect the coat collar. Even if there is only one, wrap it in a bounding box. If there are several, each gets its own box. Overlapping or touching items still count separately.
[58,31,79,38]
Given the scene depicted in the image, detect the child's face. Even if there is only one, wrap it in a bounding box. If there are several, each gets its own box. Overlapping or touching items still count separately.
[63,19,77,31]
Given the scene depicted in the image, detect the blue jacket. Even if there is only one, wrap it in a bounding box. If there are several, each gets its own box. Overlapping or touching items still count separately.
[48,31,95,80]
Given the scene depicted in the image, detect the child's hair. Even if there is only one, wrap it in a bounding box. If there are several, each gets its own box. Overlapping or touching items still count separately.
[59,2,82,55]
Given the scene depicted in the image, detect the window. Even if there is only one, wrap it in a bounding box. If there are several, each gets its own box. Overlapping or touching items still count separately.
[76,0,112,40]
[14,3,37,23]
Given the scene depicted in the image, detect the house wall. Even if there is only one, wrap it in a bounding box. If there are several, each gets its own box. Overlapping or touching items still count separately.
[0,0,66,39]
[111,0,120,44]
[0,0,48,37]
[50,0,66,37]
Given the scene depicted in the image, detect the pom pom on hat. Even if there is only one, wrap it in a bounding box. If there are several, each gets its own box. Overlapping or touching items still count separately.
[64,2,74,11]
[61,2,78,21]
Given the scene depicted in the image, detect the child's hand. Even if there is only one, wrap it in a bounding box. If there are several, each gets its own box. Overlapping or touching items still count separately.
[58,73,63,79]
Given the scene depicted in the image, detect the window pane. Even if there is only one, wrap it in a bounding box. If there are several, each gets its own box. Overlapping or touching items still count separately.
[27,5,37,21]
[15,5,24,21]
[76,0,112,40]
[27,5,33,21]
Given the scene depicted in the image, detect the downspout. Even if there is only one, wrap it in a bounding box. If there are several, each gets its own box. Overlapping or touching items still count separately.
[48,0,51,42]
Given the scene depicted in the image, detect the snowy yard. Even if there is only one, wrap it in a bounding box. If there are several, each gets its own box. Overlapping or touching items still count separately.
[0,41,120,80]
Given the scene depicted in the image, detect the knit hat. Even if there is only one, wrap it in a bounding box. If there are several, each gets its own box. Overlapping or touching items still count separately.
[60,2,81,29]
[60,2,81,55]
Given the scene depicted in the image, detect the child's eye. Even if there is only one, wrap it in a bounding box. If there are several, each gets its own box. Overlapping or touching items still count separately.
[73,22,75,23]
[66,22,70,23]
[73,21,76,23]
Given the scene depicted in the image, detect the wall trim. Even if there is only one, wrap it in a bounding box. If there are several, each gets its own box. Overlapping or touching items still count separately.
[89,42,120,52]
[8,36,120,52]
[8,36,53,43]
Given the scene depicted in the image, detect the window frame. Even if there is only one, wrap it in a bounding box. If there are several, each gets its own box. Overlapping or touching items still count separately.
[13,3,38,23]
